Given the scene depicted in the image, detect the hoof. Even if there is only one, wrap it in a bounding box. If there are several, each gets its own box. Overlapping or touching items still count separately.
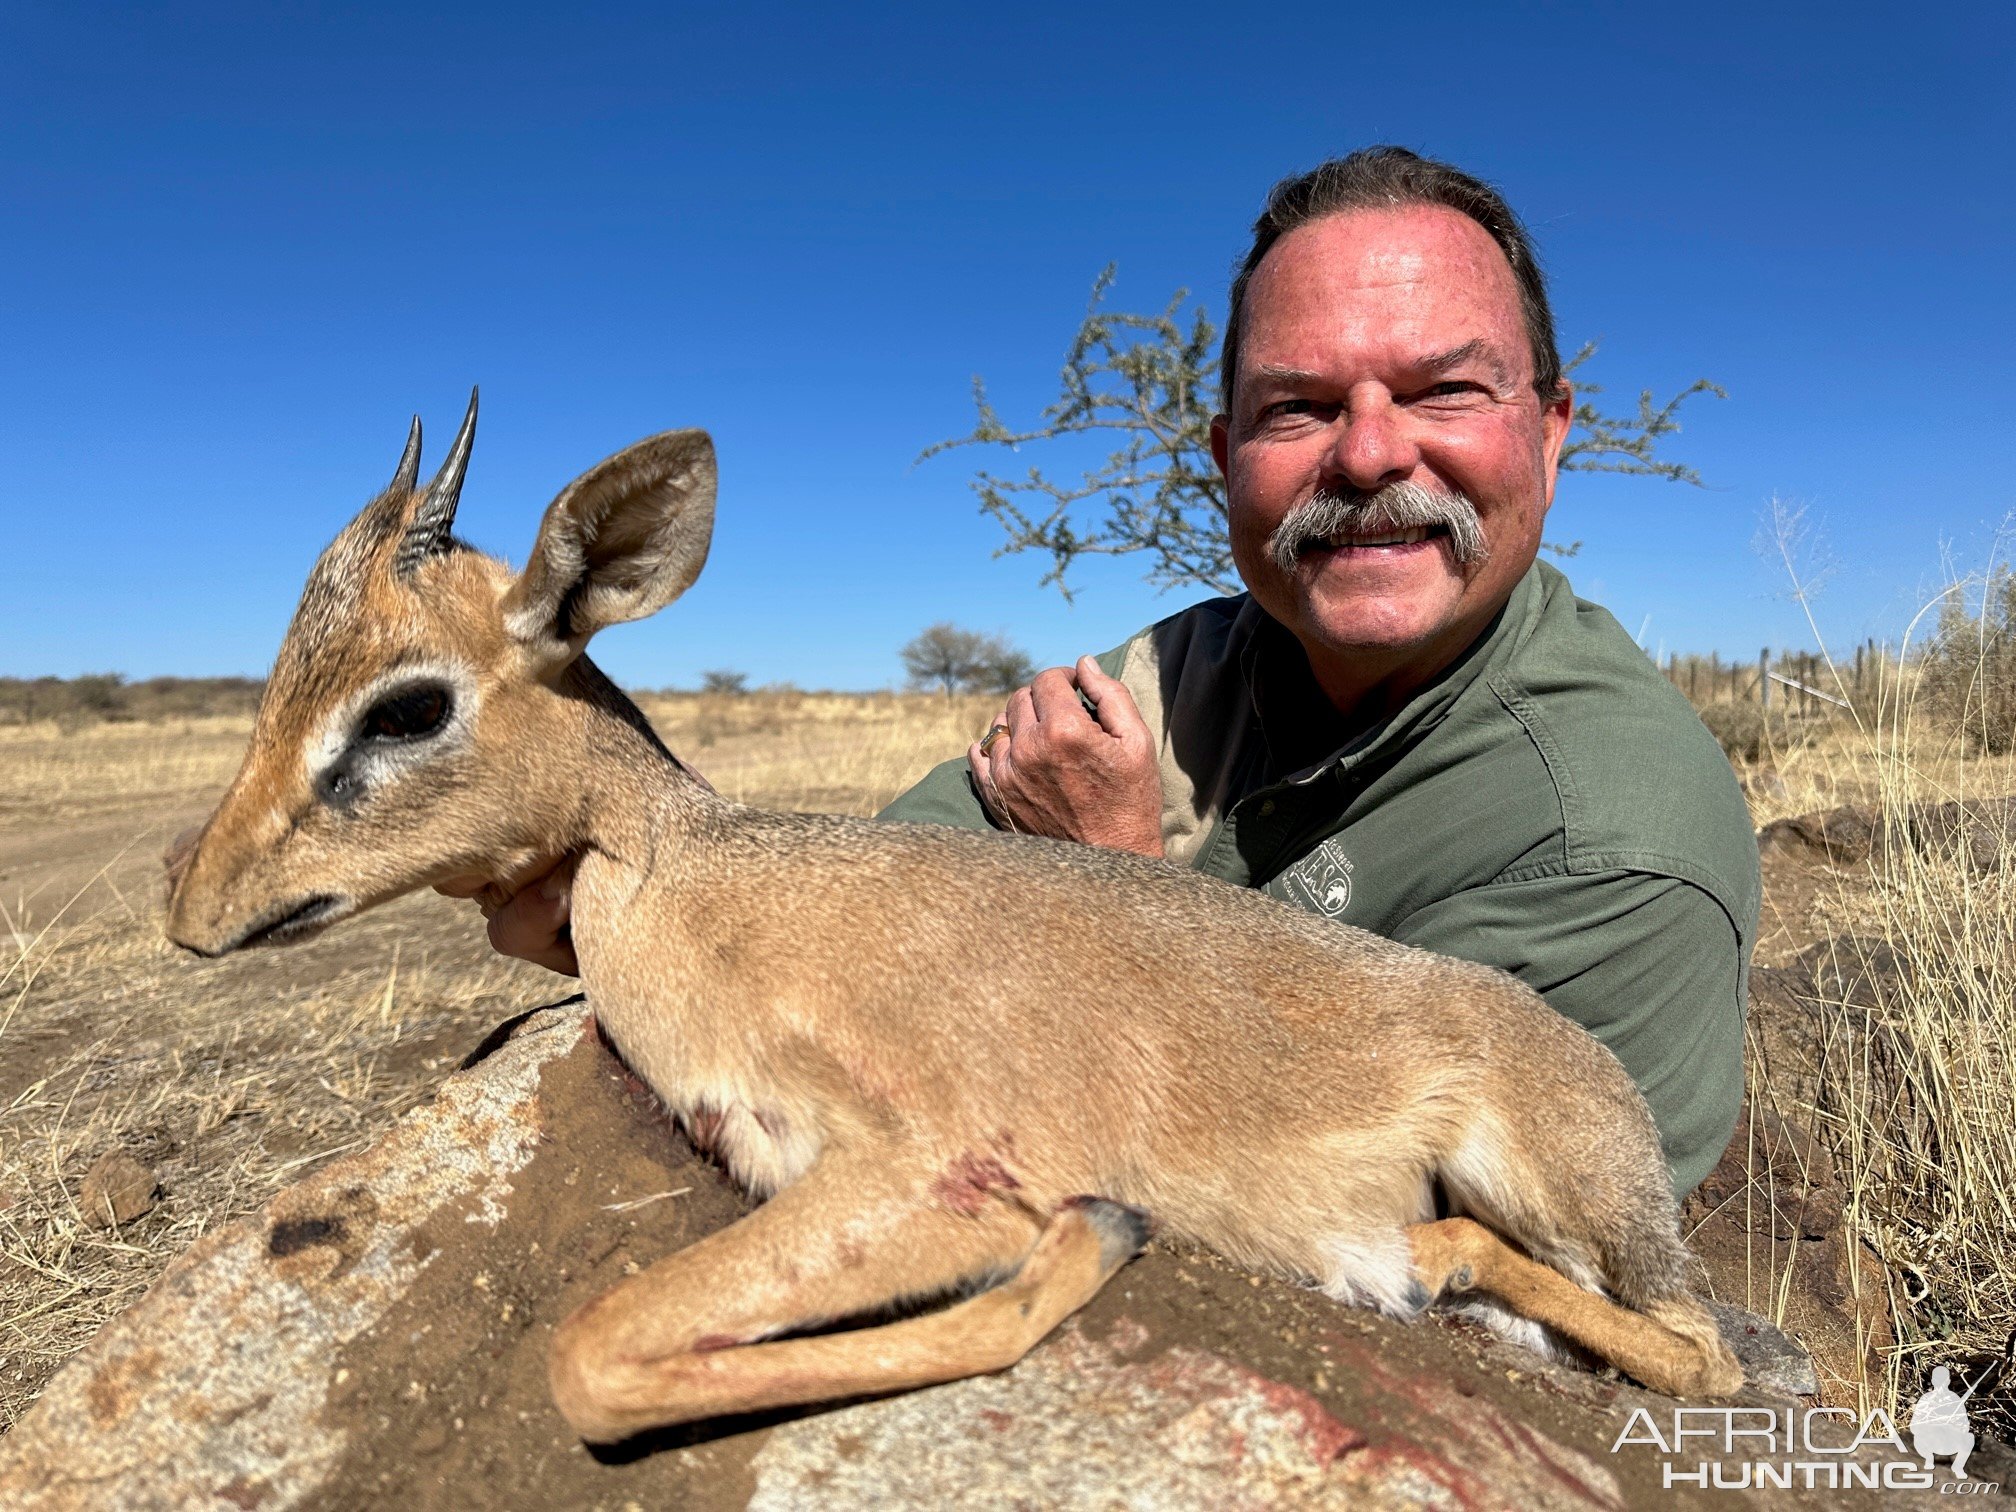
[1061,1194,1153,1269]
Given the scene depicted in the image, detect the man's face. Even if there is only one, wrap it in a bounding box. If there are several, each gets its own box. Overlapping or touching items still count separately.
[1211,205,1573,698]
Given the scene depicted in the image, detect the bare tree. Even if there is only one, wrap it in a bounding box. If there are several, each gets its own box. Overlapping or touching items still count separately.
[699,669,749,695]
[900,624,1033,696]
[922,268,1723,599]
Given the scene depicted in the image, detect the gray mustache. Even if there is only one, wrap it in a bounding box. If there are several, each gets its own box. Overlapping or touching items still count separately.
[1266,483,1489,572]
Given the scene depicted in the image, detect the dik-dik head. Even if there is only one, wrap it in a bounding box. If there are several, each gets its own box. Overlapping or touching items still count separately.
[166,391,716,956]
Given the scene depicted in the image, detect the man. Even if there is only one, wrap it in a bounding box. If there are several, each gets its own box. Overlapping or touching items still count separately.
[878,148,1758,1198]
[480,148,1756,1197]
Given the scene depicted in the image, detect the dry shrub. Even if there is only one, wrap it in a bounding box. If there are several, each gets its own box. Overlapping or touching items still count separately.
[1919,568,2016,754]
[1698,699,1768,761]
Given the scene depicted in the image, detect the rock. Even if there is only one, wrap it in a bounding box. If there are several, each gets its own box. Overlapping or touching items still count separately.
[1791,935,1909,1012]
[1758,797,2016,874]
[78,1152,157,1229]
[1683,1101,1894,1405]
[1708,1302,1820,1399]
[1758,804,1880,864]
[1895,796,2016,872]
[1743,767,1790,802]
[745,1323,1623,1511]
[0,1001,1937,1510]
[1691,1105,1840,1242]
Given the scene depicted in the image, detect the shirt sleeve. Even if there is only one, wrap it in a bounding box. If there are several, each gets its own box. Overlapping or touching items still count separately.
[875,755,998,829]
[1389,869,1744,1199]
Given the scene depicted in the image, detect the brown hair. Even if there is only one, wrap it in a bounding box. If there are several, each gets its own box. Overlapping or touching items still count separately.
[1222,147,1564,409]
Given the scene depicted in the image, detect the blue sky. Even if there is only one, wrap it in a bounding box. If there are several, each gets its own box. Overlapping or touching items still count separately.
[3,2,2011,688]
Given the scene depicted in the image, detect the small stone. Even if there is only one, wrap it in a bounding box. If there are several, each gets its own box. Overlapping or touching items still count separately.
[79,1153,157,1229]
[1707,1301,1820,1398]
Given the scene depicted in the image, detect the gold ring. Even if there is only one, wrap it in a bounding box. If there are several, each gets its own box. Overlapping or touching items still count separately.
[979,723,1010,756]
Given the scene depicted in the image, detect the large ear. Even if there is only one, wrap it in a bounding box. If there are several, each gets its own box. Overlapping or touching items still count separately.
[501,429,716,671]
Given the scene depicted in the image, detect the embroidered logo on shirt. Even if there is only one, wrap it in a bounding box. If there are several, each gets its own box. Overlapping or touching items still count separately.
[1279,838,1355,918]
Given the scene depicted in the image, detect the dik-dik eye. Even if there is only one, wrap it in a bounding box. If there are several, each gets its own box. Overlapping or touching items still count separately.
[358,684,452,742]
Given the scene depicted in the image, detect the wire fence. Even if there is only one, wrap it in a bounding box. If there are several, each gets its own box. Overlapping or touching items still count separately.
[1657,643,1889,718]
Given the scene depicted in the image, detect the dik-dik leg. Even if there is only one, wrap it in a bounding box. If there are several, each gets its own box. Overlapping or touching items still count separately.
[1407,1218,1742,1397]
[549,1154,1148,1442]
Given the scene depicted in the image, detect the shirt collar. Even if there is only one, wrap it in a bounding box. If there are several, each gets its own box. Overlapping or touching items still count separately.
[1236,562,1549,784]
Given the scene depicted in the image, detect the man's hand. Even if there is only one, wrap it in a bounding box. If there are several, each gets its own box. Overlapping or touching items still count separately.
[435,854,581,976]
[967,655,1164,858]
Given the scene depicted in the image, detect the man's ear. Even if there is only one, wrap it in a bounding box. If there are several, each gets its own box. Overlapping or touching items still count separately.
[501,429,716,672]
[1539,381,1573,507]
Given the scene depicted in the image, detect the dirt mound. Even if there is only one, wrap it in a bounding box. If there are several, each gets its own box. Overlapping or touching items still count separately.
[0,1003,1938,1509]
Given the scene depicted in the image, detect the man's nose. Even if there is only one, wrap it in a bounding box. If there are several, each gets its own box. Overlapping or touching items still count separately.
[1324,394,1420,492]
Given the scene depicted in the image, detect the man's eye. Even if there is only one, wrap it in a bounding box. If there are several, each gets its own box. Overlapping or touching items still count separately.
[1415,381,1484,400]
[1262,399,1325,420]
[360,685,451,742]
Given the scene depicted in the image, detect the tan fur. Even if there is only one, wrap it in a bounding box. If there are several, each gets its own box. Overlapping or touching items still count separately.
[167,418,1743,1444]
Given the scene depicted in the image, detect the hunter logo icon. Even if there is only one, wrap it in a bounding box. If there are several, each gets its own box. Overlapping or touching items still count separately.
[1910,1366,1978,1480]
[1279,839,1354,919]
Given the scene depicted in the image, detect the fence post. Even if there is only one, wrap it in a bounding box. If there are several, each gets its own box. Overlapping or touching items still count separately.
[1759,648,1772,710]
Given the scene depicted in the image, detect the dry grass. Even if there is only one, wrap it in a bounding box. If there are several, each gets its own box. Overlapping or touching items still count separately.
[0,691,994,1432]
[1716,633,2016,1433]
[633,689,999,816]
[0,717,251,823]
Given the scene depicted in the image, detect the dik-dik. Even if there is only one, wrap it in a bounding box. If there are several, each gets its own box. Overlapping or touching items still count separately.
[166,394,1742,1443]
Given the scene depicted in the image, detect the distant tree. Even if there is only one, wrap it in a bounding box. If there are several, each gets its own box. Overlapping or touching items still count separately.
[699,669,749,695]
[900,623,1032,696]
[922,268,1724,599]
[972,644,1038,695]
[71,672,127,715]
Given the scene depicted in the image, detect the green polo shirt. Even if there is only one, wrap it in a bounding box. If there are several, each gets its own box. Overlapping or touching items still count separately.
[878,563,1758,1197]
